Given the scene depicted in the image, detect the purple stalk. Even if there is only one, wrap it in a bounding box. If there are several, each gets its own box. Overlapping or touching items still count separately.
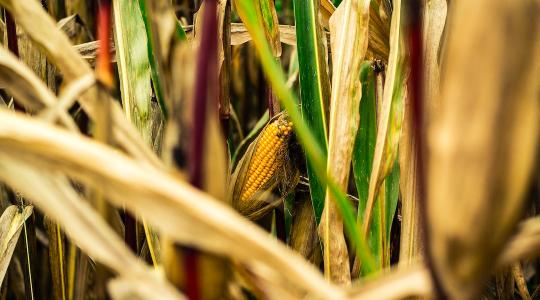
[189,0,218,189]
[5,12,19,57]
[185,0,218,299]
[407,1,445,299]
[5,11,25,112]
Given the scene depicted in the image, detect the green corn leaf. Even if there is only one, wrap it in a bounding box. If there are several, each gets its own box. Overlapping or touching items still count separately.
[138,0,166,119]
[385,160,399,251]
[113,0,153,143]
[362,0,405,239]
[137,0,187,120]
[115,0,167,266]
[353,61,377,225]
[292,0,331,223]
[353,62,379,274]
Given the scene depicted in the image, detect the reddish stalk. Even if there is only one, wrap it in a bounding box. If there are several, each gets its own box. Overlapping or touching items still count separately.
[406,1,444,299]
[5,11,26,112]
[184,0,219,298]
[96,0,113,89]
[190,0,218,189]
[5,12,19,57]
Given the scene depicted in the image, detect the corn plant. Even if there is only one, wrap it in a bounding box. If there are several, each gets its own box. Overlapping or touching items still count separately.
[0,0,538,299]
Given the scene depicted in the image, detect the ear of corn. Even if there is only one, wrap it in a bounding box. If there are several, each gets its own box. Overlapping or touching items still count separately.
[240,117,292,202]
[229,113,297,219]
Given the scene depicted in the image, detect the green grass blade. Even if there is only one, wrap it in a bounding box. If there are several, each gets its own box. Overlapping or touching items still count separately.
[292,0,331,223]
[234,0,376,273]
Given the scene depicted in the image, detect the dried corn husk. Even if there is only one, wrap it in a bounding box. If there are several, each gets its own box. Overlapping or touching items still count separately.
[290,196,321,265]
[367,0,392,62]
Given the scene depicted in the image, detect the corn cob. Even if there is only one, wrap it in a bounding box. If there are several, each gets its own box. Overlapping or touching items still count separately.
[239,117,293,202]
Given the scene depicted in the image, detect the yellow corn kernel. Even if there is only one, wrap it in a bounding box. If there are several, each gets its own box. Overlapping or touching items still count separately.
[240,118,292,202]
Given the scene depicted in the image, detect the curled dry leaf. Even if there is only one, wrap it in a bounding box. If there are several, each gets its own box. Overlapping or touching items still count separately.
[422,0,447,118]
[0,205,33,286]
[290,197,321,264]
[366,0,391,62]
[73,40,116,66]
[217,0,232,121]
[393,0,446,272]
[108,277,187,300]
[323,0,370,284]
[0,160,184,300]
[320,0,336,29]
[185,23,300,46]
[254,0,282,57]
[399,0,446,268]
[347,265,433,300]
[0,0,161,167]
[499,218,540,267]
[0,111,342,299]
[0,47,76,130]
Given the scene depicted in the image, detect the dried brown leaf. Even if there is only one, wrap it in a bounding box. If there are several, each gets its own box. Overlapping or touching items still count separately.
[322,0,370,284]
[0,0,161,167]
[347,265,433,300]
[423,0,447,122]
[398,92,424,265]
[427,1,540,298]
[290,198,321,264]
[0,160,183,300]
[0,47,76,130]
[0,205,32,286]
[0,111,342,299]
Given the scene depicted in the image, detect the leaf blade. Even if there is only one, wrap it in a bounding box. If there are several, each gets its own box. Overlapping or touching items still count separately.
[292,0,331,222]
